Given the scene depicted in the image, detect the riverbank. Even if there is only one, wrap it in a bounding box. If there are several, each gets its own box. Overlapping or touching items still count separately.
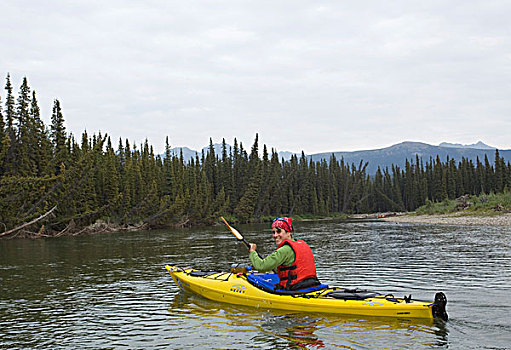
[379,212,511,226]
[4,211,510,240]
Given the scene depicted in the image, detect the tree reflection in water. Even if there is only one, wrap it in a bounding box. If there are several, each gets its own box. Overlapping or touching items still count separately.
[169,292,446,349]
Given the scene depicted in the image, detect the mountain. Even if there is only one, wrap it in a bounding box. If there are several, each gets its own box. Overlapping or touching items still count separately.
[169,141,510,175]
[171,143,294,161]
[308,141,510,174]
[169,146,199,160]
[170,144,232,160]
[277,151,296,162]
[438,141,495,150]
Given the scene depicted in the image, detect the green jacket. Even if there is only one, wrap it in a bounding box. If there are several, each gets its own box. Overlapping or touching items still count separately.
[249,240,296,272]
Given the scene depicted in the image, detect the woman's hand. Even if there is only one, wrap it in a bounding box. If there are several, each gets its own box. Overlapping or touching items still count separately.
[249,243,257,252]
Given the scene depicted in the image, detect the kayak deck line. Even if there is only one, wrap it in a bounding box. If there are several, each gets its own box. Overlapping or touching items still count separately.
[165,265,448,321]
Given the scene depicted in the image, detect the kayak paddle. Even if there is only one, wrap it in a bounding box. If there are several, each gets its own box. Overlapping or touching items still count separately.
[220,217,275,273]
[220,216,252,250]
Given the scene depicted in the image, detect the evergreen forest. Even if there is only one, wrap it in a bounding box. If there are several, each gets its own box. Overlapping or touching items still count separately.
[1,75,511,238]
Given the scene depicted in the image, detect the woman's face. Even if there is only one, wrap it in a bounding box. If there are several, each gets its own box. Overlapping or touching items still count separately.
[272,227,292,246]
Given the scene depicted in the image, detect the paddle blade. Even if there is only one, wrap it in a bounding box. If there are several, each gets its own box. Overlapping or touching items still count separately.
[220,216,244,240]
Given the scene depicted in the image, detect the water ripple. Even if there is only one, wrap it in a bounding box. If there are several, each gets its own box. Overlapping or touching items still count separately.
[1,222,510,348]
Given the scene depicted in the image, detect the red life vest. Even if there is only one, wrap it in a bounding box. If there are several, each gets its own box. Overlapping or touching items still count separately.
[276,239,318,289]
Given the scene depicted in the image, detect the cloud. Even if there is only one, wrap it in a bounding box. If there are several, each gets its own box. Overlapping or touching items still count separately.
[1,0,510,154]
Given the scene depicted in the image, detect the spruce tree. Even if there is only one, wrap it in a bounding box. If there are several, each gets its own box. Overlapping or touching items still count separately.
[235,135,262,220]
[219,138,234,208]
[309,160,319,215]
[417,156,428,206]
[254,144,272,217]
[235,161,261,222]
[30,91,52,176]
[163,136,173,197]
[403,159,415,210]
[391,165,405,211]
[484,155,493,194]
[328,155,340,213]
[372,167,384,211]
[268,149,284,214]
[0,95,3,140]
[494,150,504,193]
[121,139,135,214]
[3,75,15,144]
[231,138,240,209]
[99,136,120,214]
[475,157,485,194]
[205,138,218,195]
[3,74,16,175]
[15,78,34,176]
[432,156,447,201]
[0,95,6,176]
[446,157,456,198]
[50,99,68,174]
[505,161,511,190]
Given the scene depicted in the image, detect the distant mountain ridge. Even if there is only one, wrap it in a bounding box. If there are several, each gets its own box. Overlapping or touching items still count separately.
[170,144,233,161]
[169,146,198,160]
[438,141,495,150]
[170,141,510,174]
[308,141,510,174]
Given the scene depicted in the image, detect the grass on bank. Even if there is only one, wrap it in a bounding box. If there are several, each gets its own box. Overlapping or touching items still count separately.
[415,191,511,216]
[223,192,511,224]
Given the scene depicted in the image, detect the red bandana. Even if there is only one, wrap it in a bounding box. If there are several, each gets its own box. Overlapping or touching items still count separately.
[271,217,293,232]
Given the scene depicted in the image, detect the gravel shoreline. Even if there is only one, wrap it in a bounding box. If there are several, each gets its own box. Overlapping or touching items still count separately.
[380,213,511,226]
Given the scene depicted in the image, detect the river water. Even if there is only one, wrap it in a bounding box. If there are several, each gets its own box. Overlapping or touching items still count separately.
[1,220,510,349]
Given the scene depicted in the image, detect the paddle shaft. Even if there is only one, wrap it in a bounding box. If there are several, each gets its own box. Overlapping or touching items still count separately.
[237,235,266,260]
[220,217,264,260]
[238,236,252,250]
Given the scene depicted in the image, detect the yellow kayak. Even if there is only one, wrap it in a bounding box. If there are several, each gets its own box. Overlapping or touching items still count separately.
[165,265,448,320]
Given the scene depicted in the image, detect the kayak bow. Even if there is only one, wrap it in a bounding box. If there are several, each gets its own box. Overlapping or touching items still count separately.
[165,265,448,320]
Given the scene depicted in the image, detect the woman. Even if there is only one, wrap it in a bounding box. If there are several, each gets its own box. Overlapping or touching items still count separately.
[249,217,321,291]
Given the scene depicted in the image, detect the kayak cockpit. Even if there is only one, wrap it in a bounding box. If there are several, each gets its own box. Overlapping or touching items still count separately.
[246,273,329,295]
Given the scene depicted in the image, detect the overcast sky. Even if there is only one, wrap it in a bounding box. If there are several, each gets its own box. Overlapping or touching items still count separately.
[2,0,510,154]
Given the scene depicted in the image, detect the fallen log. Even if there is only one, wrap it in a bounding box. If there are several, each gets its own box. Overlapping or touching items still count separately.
[0,206,57,238]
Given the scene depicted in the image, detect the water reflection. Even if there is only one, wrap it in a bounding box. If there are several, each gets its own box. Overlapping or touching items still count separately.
[1,221,510,349]
[169,290,448,349]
